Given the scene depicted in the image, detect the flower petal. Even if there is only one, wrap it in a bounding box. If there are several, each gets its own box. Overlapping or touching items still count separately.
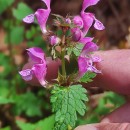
[71,28,83,42]
[32,64,47,87]
[23,14,35,23]
[78,56,100,75]
[78,56,93,75]
[94,18,105,30]
[81,13,94,36]
[81,42,98,56]
[82,0,100,12]
[73,16,84,28]
[79,37,93,44]
[90,66,101,73]
[27,47,45,63]
[41,0,51,10]
[35,9,50,33]
[19,69,33,81]
[78,56,88,75]
[92,56,101,62]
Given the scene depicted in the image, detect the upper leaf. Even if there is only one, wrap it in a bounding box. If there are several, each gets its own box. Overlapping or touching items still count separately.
[79,71,97,83]
[51,84,88,130]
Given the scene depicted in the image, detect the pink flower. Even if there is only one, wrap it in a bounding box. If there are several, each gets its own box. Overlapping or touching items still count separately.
[78,42,101,75]
[19,47,47,87]
[73,0,105,36]
[23,0,51,33]
[78,56,101,75]
[81,42,99,56]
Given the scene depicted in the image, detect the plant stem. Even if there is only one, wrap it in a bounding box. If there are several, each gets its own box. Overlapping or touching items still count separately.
[61,48,66,79]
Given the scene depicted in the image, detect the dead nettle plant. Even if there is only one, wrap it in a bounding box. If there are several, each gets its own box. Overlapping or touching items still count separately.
[19,0,105,130]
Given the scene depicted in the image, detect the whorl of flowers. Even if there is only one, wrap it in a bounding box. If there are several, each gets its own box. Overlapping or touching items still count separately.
[19,0,105,87]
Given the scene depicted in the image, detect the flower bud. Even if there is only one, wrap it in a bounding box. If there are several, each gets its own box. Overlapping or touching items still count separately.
[65,18,71,24]
[49,36,61,46]
[71,28,83,42]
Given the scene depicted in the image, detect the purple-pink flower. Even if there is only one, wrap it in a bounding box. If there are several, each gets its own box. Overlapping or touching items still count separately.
[19,47,47,87]
[78,42,101,75]
[78,56,101,75]
[73,0,105,36]
[23,0,51,33]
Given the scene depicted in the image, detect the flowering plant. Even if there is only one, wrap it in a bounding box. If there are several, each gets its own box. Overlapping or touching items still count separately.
[19,0,104,129]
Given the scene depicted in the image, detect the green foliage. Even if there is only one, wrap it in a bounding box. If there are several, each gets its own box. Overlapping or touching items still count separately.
[95,92,125,115]
[79,72,97,83]
[10,26,24,44]
[34,115,55,130]
[73,44,84,56]
[26,26,36,40]
[0,97,14,105]
[51,84,88,130]
[16,121,35,130]
[13,2,33,20]
[0,0,14,14]
[76,91,125,126]
[0,126,11,130]
[0,54,12,77]
[13,92,42,117]
[67,44,84,57]
[16,115,55,130]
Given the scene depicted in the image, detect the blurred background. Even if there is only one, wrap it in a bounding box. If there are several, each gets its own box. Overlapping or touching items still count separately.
[0,0,130,130]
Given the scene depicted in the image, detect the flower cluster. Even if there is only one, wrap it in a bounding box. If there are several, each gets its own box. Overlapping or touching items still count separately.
[19,0,105,87]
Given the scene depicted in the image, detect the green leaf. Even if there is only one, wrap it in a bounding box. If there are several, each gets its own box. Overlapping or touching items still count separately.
[34,115,55,130]
[16,121,35,130]
[73,44,84,56]
[79,72,97,83]
[25,26,36,40]
[13,92,42,117]
[13,2,33,20]
[16,115,55,130]
[51,84,88,130]
[0,0,14,14]
[0,126,11,130]
[10,26,24,44]
[0,97,14,105]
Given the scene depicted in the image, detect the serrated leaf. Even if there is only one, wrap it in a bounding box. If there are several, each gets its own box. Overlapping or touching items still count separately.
[51,84,88,130]
[13,2,33,20]
[79,71,96,83]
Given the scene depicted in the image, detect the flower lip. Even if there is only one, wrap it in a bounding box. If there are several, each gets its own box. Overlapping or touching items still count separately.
[19,69,33,81]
